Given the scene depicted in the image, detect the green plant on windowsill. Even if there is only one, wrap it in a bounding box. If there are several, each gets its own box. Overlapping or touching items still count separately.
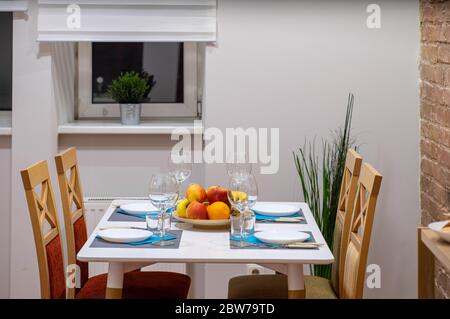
[293,93,357,279]
[107,71,150,104]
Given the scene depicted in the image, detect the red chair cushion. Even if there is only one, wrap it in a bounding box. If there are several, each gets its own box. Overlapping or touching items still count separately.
[73,216,89,287]
[76,271,191,299]
[45,235,66,299]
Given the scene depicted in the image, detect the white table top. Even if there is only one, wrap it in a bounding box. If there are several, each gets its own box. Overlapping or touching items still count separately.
[78,200,334,265]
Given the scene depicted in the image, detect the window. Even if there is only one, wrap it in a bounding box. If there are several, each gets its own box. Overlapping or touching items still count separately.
[77,42,199,120]
[0,12,12,111]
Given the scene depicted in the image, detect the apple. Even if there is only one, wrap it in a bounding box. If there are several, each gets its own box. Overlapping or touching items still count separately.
[186,183,207,203]
[176,199,190,218]
[186,201,208,219]
[206,186,229,204]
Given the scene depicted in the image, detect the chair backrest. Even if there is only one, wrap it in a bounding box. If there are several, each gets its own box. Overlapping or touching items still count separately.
[330,149,362,296]
[54,147,88,298]
[21,160,66,299]
[341,163,382,299]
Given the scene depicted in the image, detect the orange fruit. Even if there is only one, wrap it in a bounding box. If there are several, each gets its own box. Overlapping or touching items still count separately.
[206,201,231,220]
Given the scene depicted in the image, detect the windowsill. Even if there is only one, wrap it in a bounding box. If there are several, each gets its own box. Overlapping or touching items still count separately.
[57,120,203,135]
[0,111,12,136]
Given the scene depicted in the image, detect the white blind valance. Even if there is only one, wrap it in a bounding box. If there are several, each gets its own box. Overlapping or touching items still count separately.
[0,1,28,12]
[37,0,217,42]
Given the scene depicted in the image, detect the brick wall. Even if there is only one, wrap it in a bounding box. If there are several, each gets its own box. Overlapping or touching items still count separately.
[420,0,450,299]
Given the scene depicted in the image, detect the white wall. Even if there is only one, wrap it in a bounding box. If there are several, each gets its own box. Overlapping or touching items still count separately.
[202,0,420,298]
[6,0,420,299]
[0,136,11,298]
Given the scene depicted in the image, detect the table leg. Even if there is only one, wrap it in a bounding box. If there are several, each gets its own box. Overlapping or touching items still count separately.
[106,262,124,299]
[287,264,305,299]
[186,263,205,299]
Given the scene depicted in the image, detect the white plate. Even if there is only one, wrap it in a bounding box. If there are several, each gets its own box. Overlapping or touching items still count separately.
[120,203,158,214]
[252,203,300,217]
[98,228,153,243]
[428,220,450,243]
[254,230,311,245]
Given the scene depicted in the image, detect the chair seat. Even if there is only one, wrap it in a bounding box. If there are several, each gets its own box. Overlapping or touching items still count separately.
[304,276,338,299]
[76,271,191,299]
[228,275,288,299]
[228,274,338,299]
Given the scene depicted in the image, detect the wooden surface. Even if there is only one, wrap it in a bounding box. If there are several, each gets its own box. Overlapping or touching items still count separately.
[418,227,450,299]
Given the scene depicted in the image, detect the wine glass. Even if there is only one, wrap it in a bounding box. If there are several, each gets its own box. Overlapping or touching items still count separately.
[227,176,251,247]
[148,173,179,246]
[226,151,252,182]
[168,154,192,186]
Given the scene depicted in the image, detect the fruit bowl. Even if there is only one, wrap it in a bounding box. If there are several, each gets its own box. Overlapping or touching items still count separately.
[172,212,230,229]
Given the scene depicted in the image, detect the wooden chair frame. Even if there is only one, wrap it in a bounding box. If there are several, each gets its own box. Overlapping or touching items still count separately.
[54,147,86,299]
[21,160,63,299]
[341,163,382,298]
[335,149,362,295]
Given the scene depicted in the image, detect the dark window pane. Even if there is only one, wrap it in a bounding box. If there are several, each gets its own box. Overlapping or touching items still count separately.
[92,42,184,104]
[0,12,12,111]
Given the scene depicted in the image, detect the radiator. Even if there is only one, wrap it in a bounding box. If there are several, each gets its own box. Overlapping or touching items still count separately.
[84,197,186,276]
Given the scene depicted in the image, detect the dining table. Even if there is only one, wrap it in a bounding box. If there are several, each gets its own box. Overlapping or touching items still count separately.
[77,200,334,299]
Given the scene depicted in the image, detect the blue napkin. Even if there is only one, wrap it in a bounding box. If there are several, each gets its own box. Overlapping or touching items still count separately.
[253,211,303,221]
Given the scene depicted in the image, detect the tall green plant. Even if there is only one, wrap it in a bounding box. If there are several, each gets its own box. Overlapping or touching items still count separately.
[293,93,356,279]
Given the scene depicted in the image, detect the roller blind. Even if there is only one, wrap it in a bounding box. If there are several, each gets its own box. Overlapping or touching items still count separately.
[37,0,217,42]
[0,1,28,12]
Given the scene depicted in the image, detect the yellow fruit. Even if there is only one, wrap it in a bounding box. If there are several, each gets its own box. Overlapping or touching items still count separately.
[176,199,190,218]
[231,191,248,202]
[207,201,231,220]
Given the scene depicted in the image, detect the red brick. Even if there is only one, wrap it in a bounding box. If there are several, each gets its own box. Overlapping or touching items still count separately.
[422,22,440,42]
[440,23,450,42]
[421,81,444,103]
[421,62,445,84]
[422,44,438,63]
[438,43,450,64]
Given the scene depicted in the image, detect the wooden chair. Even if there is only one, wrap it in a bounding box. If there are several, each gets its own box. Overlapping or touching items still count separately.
[54,147,191,299]
[340,163,382,298]
[21,160,67,299]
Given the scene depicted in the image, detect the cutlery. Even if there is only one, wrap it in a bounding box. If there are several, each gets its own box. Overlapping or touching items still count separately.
[250,242,323,249]
[258,217,305,223]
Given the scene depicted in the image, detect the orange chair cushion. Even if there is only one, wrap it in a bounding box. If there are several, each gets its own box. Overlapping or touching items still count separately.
[76,271,191,299]
[45,235,66,299]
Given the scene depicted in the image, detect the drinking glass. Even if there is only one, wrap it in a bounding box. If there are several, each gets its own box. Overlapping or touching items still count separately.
[242,174,258,238]
[227,176,251,247]
[148,173,179,246]
[226,151,252,182]
[168,154,192,187]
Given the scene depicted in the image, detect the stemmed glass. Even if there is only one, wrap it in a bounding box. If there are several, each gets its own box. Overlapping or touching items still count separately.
[148,173,179,246]
[168,154,192,196]
[226,151,252,182]
[227,176,251,247]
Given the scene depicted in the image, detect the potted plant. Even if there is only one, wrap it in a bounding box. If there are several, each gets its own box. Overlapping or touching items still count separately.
[107,71,153,125]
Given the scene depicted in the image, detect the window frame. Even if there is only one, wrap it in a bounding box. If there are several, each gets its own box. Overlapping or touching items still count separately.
[0,11,13,113]
[76,42,199,120]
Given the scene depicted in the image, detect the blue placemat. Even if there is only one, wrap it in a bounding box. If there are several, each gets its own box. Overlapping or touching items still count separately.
[91,229,182,249]
[230,231,315,249]
[108,207,174,222]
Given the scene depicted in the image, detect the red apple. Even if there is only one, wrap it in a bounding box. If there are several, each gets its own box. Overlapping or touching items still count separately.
[186,201,208,219]
[206,186,229,204]
[186,183,207,203]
